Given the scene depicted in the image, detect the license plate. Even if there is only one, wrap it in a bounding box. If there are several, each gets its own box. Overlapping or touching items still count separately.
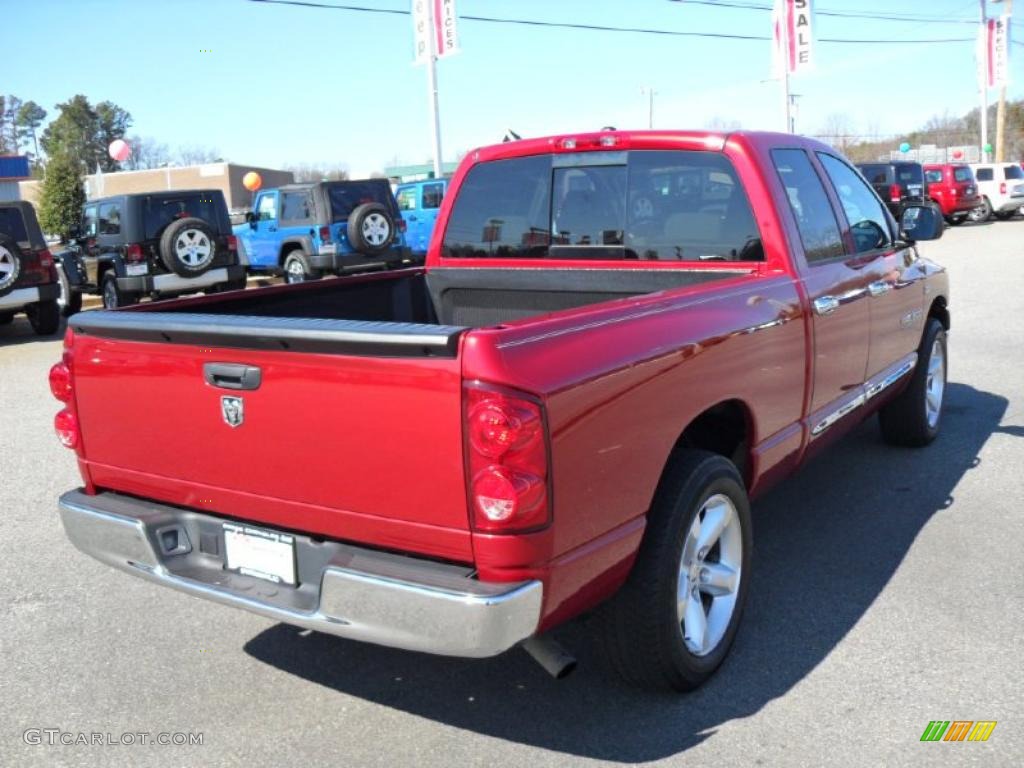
[125,264,148,276]
[223,523,296,585]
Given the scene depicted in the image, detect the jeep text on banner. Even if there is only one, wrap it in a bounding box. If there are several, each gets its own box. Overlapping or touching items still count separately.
[412,0,431,65]
[773,0,814,75]
[434,0,459,59]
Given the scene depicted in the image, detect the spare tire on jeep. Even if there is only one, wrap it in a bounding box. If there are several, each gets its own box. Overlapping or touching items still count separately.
[159,217,217,277]
[347,203,395,255]
[0,234,22,298]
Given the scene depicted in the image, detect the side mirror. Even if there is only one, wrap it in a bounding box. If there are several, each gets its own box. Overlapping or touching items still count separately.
[245,211,258,227]
[900,204,943,242]
[67,224,82,241]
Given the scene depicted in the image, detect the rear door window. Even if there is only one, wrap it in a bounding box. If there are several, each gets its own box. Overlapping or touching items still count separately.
[441,150,763,261]
[280,191,312,222]
[954,167,974,182]
[422,182,445,209]
[0,207,28,241]
[1003,165,1024,180]
[98,202,121,235]
[818,153,892,254]
[924,170,943,184]
[396,187,417,211]
[858,164,890,185]
[771,149,845,264]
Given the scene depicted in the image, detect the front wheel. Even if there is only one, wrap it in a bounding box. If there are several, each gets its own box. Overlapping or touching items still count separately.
[945,215,965,226]
[57,266,83,317]
[598,451,752,691]
[879,318,947,447]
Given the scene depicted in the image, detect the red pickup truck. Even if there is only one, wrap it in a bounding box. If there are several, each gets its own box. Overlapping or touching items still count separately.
[52,131,950,691]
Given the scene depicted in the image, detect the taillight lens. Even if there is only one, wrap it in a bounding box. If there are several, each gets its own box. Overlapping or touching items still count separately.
[889,184,901,203]
[1000,182,1007,195]
[397,219,407,233]
[464,384,549,533]
[124,243,145,263]
[49,361,72,402]
[318,226,332,244]
[226,234,238,251]
[54,409,79,449]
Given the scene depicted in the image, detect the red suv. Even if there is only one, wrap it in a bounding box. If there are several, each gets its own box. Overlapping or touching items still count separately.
[923,164,980,225]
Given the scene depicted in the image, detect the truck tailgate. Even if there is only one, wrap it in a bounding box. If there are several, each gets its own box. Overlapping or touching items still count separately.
[68,314,473,562]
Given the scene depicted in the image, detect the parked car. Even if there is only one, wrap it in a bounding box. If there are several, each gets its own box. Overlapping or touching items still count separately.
[395,178,448,254]
[967,162,1024,221]
[56,190,245,312]
[234,180,414,283]
[855,161,931,219]
[922,163,981,225]
[0,200,60,335]
[53,130,949,691]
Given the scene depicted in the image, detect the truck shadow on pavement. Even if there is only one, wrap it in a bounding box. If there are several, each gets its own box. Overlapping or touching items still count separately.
[245,382,1007,763]
[0,316,66,347]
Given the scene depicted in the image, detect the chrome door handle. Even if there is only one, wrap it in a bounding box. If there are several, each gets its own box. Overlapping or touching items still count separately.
[869,281,892,297]
[813,296,840,316]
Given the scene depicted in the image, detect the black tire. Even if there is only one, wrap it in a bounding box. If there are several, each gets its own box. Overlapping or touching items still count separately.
[27,299,61,336]
[945,215,965,226]
[968,198,992,223]
[347,203,395,255]
[101,272,139,310]
[0,312,13,325]
[0,234,22,298]
[598,451,753,691]
[994,210,1016,221]
[283,250,321,284]
[158,217,217,277]
[56,265,83,317]
[879,318,947,447]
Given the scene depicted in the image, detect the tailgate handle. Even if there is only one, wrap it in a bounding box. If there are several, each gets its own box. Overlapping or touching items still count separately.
[204,363,261,390]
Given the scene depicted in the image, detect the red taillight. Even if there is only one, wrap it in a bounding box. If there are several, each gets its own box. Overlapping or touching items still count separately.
[54,409,79,449]
[124,243,145,264]
[464,385,549,533]
[318,226,332,244]
[889,184,902,203]
[49,361,72,402]
[397,219,407,233]
[1000,182,1007,195]
[226,234,238,251]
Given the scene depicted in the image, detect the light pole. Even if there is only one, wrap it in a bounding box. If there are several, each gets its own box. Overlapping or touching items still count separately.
[641,86,656,129]
[980,0,990,162]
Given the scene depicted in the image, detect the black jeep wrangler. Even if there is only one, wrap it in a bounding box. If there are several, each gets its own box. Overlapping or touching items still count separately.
[57,189,246,311]
[0,200,61,335]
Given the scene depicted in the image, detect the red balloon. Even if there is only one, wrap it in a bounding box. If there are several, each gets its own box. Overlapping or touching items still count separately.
[952,150,963,160]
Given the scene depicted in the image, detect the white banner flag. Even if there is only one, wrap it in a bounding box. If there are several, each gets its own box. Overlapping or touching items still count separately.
[434,0,459,59]
[412,0,431,65]
[992,15,1011,88]
[773,0,813,76]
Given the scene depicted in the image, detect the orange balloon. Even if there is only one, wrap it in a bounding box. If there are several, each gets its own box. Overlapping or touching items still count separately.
[242,171,262,191]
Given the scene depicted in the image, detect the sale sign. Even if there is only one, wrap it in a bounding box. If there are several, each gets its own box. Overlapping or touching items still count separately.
[773,0,814,75]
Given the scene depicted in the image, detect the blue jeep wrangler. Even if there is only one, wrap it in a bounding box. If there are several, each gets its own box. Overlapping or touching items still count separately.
[235,179,414,283]
[395,178,448,255]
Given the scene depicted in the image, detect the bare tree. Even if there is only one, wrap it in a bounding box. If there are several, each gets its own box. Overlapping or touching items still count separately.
[284,163,350,182]
[124,135,171,170]
[177,144,223,165]
[817,113,857,154]
[705,116,742,131]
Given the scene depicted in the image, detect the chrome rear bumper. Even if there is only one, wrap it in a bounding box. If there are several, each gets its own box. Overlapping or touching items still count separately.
[59,490,542,658]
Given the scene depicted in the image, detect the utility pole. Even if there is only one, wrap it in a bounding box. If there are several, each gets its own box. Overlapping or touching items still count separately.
[980,0,990,162]
[781,24,792,133]
[425,3,443,180]
[641,86,656,129]
[994,0,1012,161]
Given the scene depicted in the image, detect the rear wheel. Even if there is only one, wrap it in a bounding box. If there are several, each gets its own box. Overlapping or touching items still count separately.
[879,318,946,447]
[994,210,1016,221]
[968,198,992,222]
[0,312,13,325]
[283,251,320,284]
[27,299,61,335]
[0,236,22,298]
[101,273,139,310]
[945,215,965,226]
[598,451,752,691]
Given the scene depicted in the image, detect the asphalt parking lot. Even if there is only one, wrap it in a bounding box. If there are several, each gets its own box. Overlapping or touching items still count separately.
[2,223,1022,767]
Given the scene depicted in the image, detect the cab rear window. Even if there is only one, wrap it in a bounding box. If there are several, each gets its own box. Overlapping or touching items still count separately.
[441,150,763,262]
[0,208,28,241]
[953,167,974,182]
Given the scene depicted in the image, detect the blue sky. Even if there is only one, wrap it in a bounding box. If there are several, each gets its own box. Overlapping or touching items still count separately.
[6,0,1022,175]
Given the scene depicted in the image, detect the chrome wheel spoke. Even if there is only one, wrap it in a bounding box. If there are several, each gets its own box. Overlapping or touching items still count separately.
[699,562,738,597]
[695,498,732,554]
[682,592,707,654]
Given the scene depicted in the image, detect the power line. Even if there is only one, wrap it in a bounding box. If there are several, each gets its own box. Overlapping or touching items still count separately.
[246,0,976,43]
[668,0,979,24]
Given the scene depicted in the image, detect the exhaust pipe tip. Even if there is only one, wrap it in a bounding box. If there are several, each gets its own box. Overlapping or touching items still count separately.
[521,635,577,679]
